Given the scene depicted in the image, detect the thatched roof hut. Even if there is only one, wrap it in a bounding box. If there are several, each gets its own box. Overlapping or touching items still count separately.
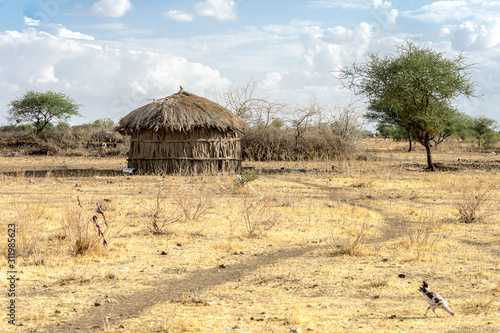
[116,87,248,175]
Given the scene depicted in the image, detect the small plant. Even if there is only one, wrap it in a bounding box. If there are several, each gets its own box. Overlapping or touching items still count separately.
[240,194,281,238]
[142,187,181,234]
[332,221,369,256]
[180,288,212,304]
[463,294,495,314]
[11,201,46,263]
[400,210,442,260]
[235,168,261,187]
[60,197,118,256]
[453,185,493,223]
[174,184,213,221]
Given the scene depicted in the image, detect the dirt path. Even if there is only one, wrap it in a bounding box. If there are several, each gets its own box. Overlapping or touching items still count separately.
[31,245,320,332]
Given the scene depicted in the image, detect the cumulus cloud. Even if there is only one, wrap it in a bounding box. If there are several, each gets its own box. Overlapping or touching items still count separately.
[91,0,132,18]
[24,17,41,27]
[451,18,500,50]
[0,27,230,122]
[402,1,471,23]
[195,0,236,20]
[302,22,373,73]
[385,8,398,25]
[57,28,94,40]
[310,0,380,9]
[164,10,195,22]
[373,0,392,10]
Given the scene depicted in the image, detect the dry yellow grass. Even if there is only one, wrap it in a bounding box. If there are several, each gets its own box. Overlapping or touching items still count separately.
[0,139,499,332]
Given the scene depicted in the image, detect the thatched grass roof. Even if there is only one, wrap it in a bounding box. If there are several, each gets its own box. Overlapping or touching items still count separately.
[116,87,248,134]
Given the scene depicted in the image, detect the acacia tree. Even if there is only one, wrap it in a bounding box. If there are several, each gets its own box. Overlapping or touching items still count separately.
[338,41,477,170]
[466,115,498,147]
[365,101,415,151]
[7,90,81,134]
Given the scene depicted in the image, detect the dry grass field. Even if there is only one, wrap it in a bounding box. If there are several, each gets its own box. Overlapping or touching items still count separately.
[1,139,499,333]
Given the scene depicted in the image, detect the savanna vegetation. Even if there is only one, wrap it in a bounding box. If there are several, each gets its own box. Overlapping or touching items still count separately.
[1,41,499,332]
[0,139,499,332]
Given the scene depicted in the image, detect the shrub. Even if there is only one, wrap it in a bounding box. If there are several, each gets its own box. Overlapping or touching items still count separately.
[12,201,47,264]
[241,125,356,161]
[142,187,181,234]
[60,198,119,256]
[240,194,281,238]
[453,185,493,223]
[331,221,369,256]
[235,168,261,187]
[173,184,213,221]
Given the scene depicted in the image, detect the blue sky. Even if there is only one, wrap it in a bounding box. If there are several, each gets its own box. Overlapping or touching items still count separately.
[1,0,500,127]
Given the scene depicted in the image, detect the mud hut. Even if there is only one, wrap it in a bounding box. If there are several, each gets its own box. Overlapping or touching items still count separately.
[116,87,248,175]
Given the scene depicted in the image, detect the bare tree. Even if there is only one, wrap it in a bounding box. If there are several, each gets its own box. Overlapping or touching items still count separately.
[214,78,284,128]
[289,98,325,144]
[330,100,365,142]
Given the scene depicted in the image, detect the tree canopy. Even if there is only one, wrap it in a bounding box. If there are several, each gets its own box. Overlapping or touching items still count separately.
[338,40,478,170]
[7,90,81,134]
[466,115,498,148]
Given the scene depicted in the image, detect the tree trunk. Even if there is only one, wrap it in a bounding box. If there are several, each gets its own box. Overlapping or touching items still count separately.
[423,133,434,171]
[407,131,413,152]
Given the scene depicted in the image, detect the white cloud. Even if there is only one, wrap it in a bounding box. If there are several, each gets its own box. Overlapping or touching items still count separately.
[164,10,195,22]
[91,0,132,18]
[84,23,126,31]
[262,72,282,88]
[24,17,40,27]
[302,22,374,73]
[263,20,322,36]
[58,28,94,40]
[373,0,392,10]
[310,0,376,9]
[0,27,230,122]
[402,1,471,23]
[451,18,500,49]
[195,0,236,20]
[385,8,398,25]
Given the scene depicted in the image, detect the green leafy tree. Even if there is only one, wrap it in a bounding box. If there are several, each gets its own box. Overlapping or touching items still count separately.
[7,90,81,134]
[92,118,115,129]
[431,111,470,146]
[339,40,477,170]
[366,102,415,151]
[466,115,498,148]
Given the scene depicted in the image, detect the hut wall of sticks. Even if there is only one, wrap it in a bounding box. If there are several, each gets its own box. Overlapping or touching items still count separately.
[115,87,248,175]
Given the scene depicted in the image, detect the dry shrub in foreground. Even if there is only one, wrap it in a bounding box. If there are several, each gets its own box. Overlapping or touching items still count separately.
[173,184,213,221]
[240,194,282,238]
[330,220,370,256]
[453,185,494,224]
[142,187,181,235]
[179,288,212,305]
[10,201,48,265]
[398,210,443,260]
[462,294,495,315]
[60,198,121,256]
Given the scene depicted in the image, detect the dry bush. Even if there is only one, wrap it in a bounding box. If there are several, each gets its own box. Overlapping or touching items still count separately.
[239,194,282,238]
[173,184,213,221]
[0,124,127,157]
[10,201,47,264]
[142,187,181,234]
[180,288,212,305]
[241,125,356,161]
[331,221,370,256]
[395,210,443,260]
[453,185,494,224]
[60,198,121,256]
[462,294,495,315]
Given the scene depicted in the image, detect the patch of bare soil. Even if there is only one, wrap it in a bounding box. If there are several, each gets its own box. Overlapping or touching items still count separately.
[30,246,319,332]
